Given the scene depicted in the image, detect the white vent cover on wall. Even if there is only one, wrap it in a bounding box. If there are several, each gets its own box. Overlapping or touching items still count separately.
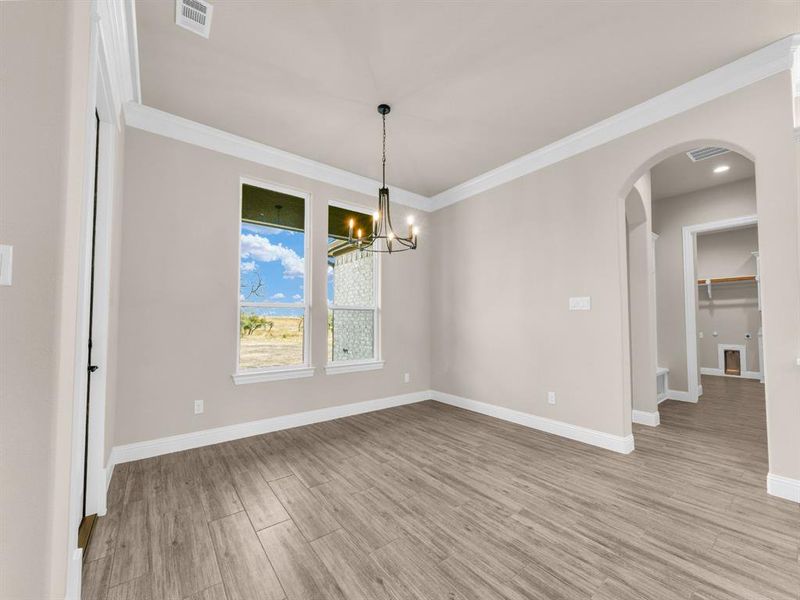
[176,0,213,38]
[686,146,730,162]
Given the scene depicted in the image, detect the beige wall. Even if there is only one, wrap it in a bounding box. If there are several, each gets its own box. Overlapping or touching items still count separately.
[0,2,92,598]
[0,4,67,597]
[114,129,431,446]
[696,227,761,373]
[652,178,757,389]
[430,73,800,481]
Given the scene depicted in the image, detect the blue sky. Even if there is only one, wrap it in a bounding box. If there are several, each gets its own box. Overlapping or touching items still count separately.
[239,222,339,308]
[240,222,305,305]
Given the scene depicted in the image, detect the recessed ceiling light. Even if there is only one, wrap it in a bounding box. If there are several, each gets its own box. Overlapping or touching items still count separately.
[713,165,730,174]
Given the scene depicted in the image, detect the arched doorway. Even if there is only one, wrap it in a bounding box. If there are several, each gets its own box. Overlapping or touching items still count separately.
[620,141,765,443]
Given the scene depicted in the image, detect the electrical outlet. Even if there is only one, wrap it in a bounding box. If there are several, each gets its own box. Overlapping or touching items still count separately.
[194,399,204,415]
[0,245,12,286]
[698,331,704,339]
[547,391,556,405]
[568,296,591,311]
[403,372,411,383]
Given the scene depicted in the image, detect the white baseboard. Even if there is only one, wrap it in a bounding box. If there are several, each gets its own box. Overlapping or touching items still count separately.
[109,390,431,465]
[430,390,634,454]
[767,472,800,504]
[700,367,762,380]
[65,548,83,599]
[632,409,660,427]
[664,389,696,403]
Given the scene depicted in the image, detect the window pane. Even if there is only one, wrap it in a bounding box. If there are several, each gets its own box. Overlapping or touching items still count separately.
[328,308,374,362]
[241,185,305,305]
[328,206,374,307]
[239,307,304,369]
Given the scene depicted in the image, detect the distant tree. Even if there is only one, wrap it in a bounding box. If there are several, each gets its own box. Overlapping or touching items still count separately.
[240,313,273,337]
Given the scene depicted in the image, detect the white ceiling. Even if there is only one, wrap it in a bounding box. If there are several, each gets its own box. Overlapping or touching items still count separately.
[651,150,755,201]
[136,1,797,196]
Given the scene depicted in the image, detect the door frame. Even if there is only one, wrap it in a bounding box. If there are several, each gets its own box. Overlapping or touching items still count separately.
[65,3,122,596]
[681,214,758,402]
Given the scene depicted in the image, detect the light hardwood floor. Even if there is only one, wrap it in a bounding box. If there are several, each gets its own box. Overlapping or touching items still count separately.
[83,376,800,599]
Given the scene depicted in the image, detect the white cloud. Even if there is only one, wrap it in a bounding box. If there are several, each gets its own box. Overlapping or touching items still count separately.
[240,260,257,272]
[240,233,304,279]
[271,293,285,299]
[292,294,302,300]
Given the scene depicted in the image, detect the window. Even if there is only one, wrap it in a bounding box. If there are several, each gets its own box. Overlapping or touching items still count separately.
[326,203,381,373]
[235,181,311,382]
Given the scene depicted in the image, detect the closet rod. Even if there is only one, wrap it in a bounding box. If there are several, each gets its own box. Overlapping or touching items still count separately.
[696,275,757,285]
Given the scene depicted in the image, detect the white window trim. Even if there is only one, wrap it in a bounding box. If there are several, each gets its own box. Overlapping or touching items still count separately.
[233,177,313,384]
[325,359,385,376]
[326,199,382,373]
[233,365,315,385]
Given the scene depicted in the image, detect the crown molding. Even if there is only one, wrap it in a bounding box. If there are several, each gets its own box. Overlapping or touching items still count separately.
[122,31,797,212]
[96,0,141,114]
[123,102,433,212]
[430,34,800,211]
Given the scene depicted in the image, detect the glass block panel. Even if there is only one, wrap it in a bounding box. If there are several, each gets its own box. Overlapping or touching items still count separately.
[327,248,374,307]
[328,308,374,362]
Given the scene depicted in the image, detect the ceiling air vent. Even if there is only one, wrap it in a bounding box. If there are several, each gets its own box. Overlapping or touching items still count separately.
[175,0,213,38]
[686,146,730,162]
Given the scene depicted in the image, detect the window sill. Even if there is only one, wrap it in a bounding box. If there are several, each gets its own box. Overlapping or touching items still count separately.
[232,366,315,385]
[325,360,385,376]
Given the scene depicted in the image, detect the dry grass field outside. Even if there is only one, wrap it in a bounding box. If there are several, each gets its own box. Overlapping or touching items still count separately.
[239,316,304,369]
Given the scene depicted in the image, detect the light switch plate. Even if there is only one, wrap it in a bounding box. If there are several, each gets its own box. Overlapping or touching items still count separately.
[569,296,591,311]
[0,245,12,286]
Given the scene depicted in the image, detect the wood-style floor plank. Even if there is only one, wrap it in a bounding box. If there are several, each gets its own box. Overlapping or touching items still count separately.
[86,377,799,600]
[309,529,402,600]
[185,583,228,600]
[208,511,284,600]
[258,519,347,600]
[269,475,340,542]
[106,575,151,600]
[108,499,149,587]
[82,555,112,600]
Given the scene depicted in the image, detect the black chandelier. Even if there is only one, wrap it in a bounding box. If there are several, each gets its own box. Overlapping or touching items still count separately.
[347,104,418,253]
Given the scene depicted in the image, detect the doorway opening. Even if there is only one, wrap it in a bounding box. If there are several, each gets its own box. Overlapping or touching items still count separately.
[622,144,762,433]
